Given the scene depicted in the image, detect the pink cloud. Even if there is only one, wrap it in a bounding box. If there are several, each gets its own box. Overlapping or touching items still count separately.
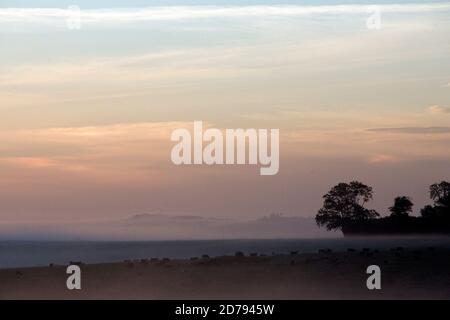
[368,154,401,164]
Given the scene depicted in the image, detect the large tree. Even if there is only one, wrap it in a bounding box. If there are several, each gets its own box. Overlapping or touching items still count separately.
[421,181,450,218]
[430,181,450,207]
[315,181,379,231]
[389,196,413,218]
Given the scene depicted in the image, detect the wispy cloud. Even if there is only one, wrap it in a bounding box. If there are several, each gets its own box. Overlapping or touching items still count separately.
[1,4,450,24]
[0,157,87,171]
[368,154,401,165]
[0,121,193,177]
[427,105,450,115]
[367,127,450,134]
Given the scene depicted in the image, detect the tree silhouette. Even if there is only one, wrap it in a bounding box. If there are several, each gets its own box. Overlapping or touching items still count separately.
[420,205,436,219]
[315,181,379,231]
[430,181,450,208]
[389,196,413,218]
[421,181,450,219]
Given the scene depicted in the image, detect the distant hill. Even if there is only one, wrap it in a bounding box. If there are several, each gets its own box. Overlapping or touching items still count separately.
[0,213,335,240]
[122,213,335,239]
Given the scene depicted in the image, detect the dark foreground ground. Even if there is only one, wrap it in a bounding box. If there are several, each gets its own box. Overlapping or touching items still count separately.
[1,247,449,299]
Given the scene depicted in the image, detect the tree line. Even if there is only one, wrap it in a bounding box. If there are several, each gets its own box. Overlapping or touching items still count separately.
[315,181,450,235]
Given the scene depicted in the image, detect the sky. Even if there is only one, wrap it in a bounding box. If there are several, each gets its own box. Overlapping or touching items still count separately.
[0,1,450,227]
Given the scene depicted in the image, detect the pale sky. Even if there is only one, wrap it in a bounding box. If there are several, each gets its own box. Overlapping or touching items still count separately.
[0,1,450,224]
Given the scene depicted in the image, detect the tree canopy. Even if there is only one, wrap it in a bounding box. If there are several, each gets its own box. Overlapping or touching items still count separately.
[389,196,413,218]
[430,181,450,208]
[316,180,450,235]
[315,181,379,231]
[421,181,450,219]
